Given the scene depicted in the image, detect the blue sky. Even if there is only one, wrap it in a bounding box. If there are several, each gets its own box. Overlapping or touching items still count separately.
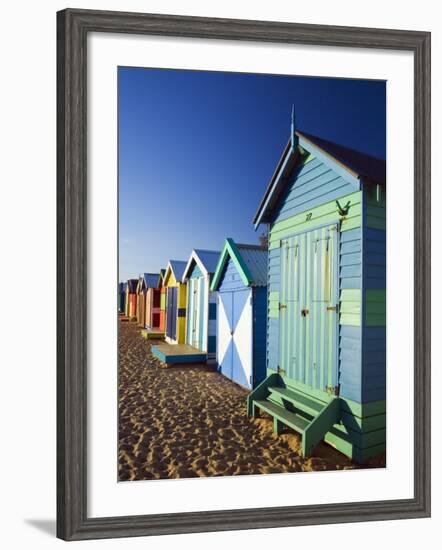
[118,67,385,282]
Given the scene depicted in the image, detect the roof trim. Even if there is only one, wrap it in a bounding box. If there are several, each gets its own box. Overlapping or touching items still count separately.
[253,139,293,228]
[141,272,161,289]
[126,279,138,293]
[253,130,370,228]
[297,132,361,185]
[210,238,254,291]
[182,250,210,281]
[163,260,186,286]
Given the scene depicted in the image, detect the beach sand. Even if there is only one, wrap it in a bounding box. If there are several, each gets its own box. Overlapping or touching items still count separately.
[118,320,385,481]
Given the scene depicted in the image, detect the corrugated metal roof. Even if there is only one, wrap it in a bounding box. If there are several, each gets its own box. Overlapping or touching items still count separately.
[143,272,160,289]
[298,131,386,184]
[194,249,221,275]
[237,244,268,286]
[169,260,187,282]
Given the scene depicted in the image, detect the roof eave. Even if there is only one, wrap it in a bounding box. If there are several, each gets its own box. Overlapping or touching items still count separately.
[253,139,293,228]
[297,131,361,185]
[182,250,209,282]
[210,239,254,291]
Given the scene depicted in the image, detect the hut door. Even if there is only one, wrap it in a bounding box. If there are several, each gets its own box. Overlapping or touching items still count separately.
[217,291,234,380]
[279,224,339,395]
[217,289,252,389]
[192,278,200,349]
[231,288,253,388]
[166,287,178,340]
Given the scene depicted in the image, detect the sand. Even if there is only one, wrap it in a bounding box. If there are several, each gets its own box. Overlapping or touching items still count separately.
[118,320,385,481]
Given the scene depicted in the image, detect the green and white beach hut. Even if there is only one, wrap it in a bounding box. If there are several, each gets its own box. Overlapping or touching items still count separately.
[210,239,268,390]
[248,116,386,463]
[182,249,220,361]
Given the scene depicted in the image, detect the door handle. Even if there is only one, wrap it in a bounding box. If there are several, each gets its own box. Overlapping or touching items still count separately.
[301,308,309,317]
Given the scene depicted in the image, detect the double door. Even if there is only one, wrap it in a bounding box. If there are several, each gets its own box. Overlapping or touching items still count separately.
[217,288,253,389]
[279,224,339,395]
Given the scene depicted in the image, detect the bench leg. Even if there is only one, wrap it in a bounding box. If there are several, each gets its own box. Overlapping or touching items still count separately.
[273,418,283,435]
[252,403,260,419]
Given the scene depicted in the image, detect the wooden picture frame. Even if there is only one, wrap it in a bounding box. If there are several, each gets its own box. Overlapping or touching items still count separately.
[57,8,431,541]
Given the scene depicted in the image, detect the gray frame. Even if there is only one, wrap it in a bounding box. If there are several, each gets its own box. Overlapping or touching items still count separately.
[57,8,431,541]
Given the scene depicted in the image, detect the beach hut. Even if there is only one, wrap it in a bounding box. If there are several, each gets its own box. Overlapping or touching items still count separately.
[135,276,145,325]
[182,249,221,361]
[158,269,166,332]
[125,279,138,319]
[163,260,188,345]
[142,272,165,339]
[151,261,209,364]
[210,239,268,390]
[136,272,160,328]
[118,282,127,314]
[248,116,386,462]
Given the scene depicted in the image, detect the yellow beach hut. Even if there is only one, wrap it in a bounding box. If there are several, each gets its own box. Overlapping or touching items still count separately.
[151,260,208,364]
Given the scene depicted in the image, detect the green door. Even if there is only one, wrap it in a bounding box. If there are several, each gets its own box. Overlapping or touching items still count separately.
[279,224,339,395]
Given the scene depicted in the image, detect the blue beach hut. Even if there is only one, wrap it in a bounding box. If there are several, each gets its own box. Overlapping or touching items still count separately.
[210,239,268,390]
[118,282,127,314]
[182,249,221,361]
[248,116,386,462]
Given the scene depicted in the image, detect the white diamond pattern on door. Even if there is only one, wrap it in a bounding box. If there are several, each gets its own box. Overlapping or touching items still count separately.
[217,292,232,372]
[217,288,253,389]
[232,288,253,389]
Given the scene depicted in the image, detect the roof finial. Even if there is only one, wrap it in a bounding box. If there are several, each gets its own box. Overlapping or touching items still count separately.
[291,104,298,153]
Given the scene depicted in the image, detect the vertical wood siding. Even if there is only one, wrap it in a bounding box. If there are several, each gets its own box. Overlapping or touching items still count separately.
[252,286,267,387]
[185,261,217,356]
[208,292,217,355]
[267,188,362,400]
[165,269,187,344]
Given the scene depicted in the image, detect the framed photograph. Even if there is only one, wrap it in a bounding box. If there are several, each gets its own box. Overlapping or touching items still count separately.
[57,8,431,541]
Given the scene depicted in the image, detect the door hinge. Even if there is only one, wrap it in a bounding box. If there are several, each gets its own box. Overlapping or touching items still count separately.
[326,304,339,312]
[279,302,287,310]
[326,385,340,397]
[277,365,286,375]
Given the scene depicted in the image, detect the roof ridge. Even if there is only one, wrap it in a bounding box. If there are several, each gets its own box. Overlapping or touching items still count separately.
[194,248,221,254]
[296,130,385,163]
[236,243,266,250]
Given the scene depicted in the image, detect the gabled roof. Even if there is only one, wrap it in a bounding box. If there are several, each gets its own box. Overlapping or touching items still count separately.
[210,239,267,291]
[126,279,138,293]
[182,249,221,281]
[163,260,187,285]
[142,272,160,289]
[299,131,386,184]
[158,269,166,287]
[253,129,386,227]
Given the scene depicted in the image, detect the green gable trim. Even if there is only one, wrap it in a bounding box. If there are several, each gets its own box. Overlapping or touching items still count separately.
[210,238,254,291]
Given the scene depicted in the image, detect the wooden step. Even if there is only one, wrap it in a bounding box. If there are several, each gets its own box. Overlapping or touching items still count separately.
[268,386,325,417]
[253,400,310,435]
